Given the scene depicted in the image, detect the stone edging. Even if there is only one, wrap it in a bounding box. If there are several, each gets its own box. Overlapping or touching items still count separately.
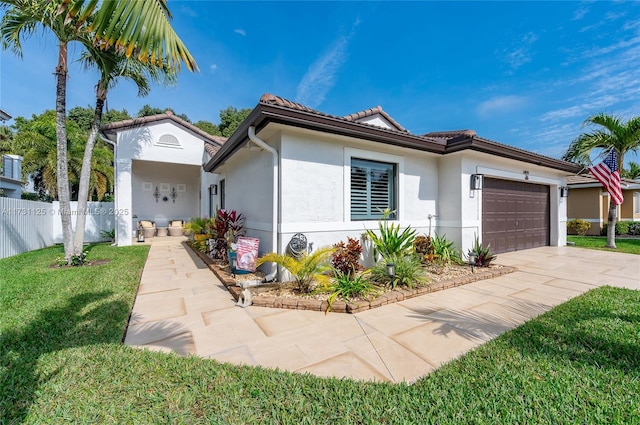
[187,242,517,314]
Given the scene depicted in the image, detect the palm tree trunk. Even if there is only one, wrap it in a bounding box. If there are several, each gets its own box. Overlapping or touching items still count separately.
[56,41,73,260]
[605,199,617,249]
[73,83,106,254]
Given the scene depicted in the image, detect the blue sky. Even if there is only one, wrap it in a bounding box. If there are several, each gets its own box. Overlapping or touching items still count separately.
[1,1,639,165]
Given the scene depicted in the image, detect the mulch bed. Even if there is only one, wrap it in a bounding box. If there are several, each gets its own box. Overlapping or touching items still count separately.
[187,243,517,314]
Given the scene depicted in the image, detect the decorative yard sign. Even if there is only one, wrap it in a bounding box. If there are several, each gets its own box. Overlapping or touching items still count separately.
[235,237,260,272]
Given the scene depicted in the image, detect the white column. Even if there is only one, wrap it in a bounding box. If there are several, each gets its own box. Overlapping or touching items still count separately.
[116,158,133,246]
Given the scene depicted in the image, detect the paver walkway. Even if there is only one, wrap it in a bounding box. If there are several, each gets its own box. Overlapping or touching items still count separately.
[125,237,639,383]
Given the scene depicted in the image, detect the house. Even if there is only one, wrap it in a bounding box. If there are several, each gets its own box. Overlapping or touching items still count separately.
[566,174,640,235]
[103,94,582,270]
[0,154,24,199]
[200,93,580,271]
[101,111,225,246]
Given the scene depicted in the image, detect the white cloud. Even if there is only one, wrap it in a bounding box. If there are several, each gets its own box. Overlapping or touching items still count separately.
[234,28,246,36]
[209,64,218,73]
[295,18,360,108]
[572,7,589,21]
[476,95,527,118]
[501,32,538,72]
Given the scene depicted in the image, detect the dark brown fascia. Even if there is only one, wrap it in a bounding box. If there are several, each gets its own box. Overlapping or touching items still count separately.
[204,102,582,175]
[445,135,582,174]
[203,103,446,172]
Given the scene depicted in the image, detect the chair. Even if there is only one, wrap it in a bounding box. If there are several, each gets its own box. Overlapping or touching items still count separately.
[138,220,156,238]
[168,219,184,236]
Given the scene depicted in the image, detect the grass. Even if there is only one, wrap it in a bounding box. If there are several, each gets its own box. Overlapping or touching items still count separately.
[2,244,639,423]
[568,235,640,255]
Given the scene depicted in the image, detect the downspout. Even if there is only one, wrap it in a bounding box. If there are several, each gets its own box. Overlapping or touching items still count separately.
[247,126,279,282]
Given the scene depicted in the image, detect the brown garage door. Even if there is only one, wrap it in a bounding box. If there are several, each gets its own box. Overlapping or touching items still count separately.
[482,178,550,254]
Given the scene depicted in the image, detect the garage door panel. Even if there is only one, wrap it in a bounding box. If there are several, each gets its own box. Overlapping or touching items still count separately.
[482,178,550,254]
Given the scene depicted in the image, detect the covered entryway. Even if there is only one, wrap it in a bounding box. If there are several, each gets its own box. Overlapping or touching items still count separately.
[482,178,550,253]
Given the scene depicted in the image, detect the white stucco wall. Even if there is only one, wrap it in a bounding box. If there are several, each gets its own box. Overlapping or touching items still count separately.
[114,121,212,246]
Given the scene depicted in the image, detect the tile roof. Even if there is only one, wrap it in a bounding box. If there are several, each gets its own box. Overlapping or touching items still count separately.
[200,93,581,174]
[101,111,227,148]
[342,106,408,132]
[259,94,412,134]
[567,174,640,187]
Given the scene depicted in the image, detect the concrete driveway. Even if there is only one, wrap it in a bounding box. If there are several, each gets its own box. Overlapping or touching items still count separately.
[125,238,639,383]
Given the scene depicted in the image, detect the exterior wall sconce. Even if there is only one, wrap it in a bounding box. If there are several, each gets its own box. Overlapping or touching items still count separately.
[523,170,530,180]
[470,174,483,190]
[386,263,395,286]
[209,184,218,195]
[560,186,569,198]
[170,187,177,203]
[153,186,160,203]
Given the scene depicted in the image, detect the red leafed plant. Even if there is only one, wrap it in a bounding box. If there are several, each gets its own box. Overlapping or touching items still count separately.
[331,237,363,277]
[213,209,245,261]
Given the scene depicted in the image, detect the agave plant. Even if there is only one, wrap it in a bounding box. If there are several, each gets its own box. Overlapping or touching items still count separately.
[468,235,497,267]
[256,246,335,292]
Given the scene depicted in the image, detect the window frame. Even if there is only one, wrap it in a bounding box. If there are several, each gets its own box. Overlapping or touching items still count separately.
[344,148,404,222]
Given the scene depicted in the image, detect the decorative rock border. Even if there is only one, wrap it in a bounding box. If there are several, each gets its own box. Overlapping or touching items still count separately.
[188,242,517,314]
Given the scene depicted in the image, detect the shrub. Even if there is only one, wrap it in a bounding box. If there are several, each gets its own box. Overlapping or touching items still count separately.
[322,270,378,312]
[21,191,53,202]
[213,209,245,261]
[413,235,437,262]
[468,235,497,267]
[567,219,591,236]
[628,222,640,236]
[431,233,462,264]
[100,229,115,242]
[331,237,363,276]
[601,221,632,236]
[370,254,427,289]
[364,209,416,260]
[257,247,335,292]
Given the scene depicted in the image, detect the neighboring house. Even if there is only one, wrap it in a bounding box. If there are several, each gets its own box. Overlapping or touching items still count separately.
[0,154,24,199]
[566,174,640,235]
[101,111,226,246]
[201,93,580,269]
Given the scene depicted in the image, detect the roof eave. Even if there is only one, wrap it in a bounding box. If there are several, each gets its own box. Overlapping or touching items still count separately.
[446,137,582,174]
[203,103,445,172]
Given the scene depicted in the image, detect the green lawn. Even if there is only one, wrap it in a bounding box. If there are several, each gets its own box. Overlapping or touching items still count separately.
[567,235,640,255]
[2,244,639,423]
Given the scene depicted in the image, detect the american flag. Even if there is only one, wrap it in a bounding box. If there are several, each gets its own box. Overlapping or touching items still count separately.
[588,150,624,205]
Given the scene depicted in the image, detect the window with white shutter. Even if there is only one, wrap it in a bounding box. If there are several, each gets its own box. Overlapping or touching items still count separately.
[351,158,396,220]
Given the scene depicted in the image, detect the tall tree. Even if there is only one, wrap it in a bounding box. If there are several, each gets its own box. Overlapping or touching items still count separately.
[622,162,640,180]
[1,0,197,260]
[563,113,640,248]
[12,110,113,200]
[218,106,252,137]
[72,47,176,253]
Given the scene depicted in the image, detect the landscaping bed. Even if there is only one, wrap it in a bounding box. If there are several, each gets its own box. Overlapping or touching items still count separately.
[188,244,517,313]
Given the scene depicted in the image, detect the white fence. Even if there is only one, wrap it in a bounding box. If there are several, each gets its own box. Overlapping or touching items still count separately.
[0,198,115,259]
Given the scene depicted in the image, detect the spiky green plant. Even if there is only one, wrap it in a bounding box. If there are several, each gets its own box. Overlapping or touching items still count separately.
[370,254,428,289]
[468,235,497,267]
[365,209,416,260]
[257,246,335,292]
[321,270,378,313]
[431,233,462,264]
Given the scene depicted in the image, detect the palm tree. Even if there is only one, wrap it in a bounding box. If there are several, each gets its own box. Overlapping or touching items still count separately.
[72,46,176,253]
[622,162,640,180]
[1,0,197,260]
[563,113,640,248]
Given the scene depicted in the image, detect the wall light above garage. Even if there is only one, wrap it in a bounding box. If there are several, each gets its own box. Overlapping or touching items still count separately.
[470,174,483,190]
